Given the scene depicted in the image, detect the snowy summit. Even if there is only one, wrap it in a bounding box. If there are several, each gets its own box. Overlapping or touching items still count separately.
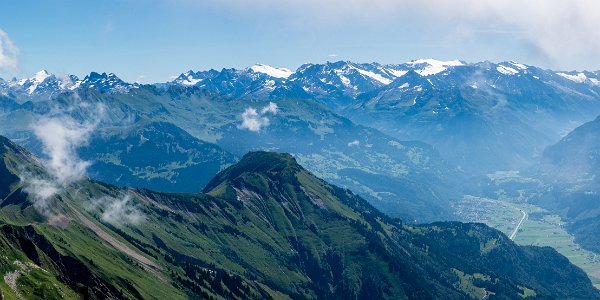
[250,64,293,79]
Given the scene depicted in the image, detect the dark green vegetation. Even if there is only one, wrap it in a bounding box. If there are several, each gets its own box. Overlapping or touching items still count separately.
[0,136,598,299]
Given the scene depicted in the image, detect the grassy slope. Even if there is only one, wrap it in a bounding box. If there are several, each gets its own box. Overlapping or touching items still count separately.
[0,138,598,299]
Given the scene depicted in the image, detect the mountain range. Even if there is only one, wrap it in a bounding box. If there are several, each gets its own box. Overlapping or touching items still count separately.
[3,59,599,175]
[0,135,598,299]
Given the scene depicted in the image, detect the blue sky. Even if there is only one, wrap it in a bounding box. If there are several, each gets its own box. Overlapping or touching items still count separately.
[1,0,599,82]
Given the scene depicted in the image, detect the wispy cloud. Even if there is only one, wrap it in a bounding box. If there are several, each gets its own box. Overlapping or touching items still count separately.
[347,140,360,147]
[33,104,105,185]
[239,102,278,132]
[20,102,106,216]
[87,193,145,225]
[34,118,93,185]
[260,101,278,114]
[0,28,19,74]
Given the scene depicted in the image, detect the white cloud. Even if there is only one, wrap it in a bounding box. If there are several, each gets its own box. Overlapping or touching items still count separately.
[100,194,144,225]
[240,108,269,132]
[0,28,19,74]
[20,102,106,216]
[33,117,93,185]
[240,102,278,132]
[32,105,105,185]
[85,193,145,225]
[260,101,278,114]
[102,195,144,225]
[21,176,59,215]
[347,140,360,147]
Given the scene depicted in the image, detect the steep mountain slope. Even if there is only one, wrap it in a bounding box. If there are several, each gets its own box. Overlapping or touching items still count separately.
[0,136,598,299]
[534,116,600,253]
[540,115,600,186]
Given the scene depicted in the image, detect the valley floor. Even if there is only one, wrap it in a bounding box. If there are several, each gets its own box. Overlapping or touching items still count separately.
[455,195,600,290]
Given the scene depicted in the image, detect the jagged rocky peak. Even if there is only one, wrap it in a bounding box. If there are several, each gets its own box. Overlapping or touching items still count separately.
[79,71,135,93]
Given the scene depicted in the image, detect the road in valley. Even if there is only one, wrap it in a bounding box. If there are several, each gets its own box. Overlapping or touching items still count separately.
[509,209,527,240]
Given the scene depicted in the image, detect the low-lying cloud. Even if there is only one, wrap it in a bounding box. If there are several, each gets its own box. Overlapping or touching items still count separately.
[21,101,146,225]
[239,102,278,132]
[20,102,105,216]
[87,193,145,225]
[33,116,95,185]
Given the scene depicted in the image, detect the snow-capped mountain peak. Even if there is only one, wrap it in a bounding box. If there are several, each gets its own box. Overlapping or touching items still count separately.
[347,64,393,85]
[406,59,464,76]
[176,70,202,86]
[7,70,83,95]
[249,64,293,79]
[15,70,52,94]
[556,72,599,84]
[32,70,50,83]
[497,64,519,75]
[508,61,528,70]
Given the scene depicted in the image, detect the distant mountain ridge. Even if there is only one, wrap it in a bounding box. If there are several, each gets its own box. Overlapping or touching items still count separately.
[0,71,138,97]
[5,59,598,100]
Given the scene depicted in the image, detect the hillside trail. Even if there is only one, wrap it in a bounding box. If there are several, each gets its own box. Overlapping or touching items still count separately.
[68,204,164,276]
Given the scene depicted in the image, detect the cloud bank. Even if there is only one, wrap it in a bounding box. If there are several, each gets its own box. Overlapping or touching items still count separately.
[239,102,278,132]
[0,29,19,74]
